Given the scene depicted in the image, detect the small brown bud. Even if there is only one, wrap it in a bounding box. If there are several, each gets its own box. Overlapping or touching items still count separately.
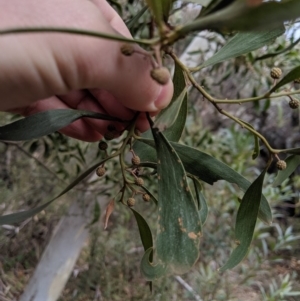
[276,160,287,170]
[120,43,134,56]
[289,98,300,109]
[104,131,115,141]
[150,67,170,85]
[98,141,108,150]
[294,78,300,84]
[96,166,106,177]
[132,155,141,166]
[270,67,282,79]
[142,194,151,202]
[127,197,136,207]
[135,177,144,186]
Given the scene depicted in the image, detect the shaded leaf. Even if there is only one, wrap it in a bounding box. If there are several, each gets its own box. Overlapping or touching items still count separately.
[140,248,167,280]
[201,27,284,69]
[255,37,300,61]
[133,60,187,160]
[161,0,173,22]
[126,6,148,30]
[131,208,153,255]
[220,165,268,271]
[270,66,300,93]
[139,139,272,224]
[153,88,187,131]
[273,155,300,187]
[145,0,164,27]
[193,179,208,226]
[177,0,300,35]
[0,160,106,225]
[145,124,201,278]
[0,109,123,141]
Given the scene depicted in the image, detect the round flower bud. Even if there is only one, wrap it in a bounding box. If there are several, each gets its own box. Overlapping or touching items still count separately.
[104,131,115,141]
[270,67,282,79]
[127,197,136,207]
[120,43,134,56]
[96,166,106,177]
[98,141,108,151]
[289,98,300,109]
[132,155,141,166]
[142,194,151,202]
[150,67,170,85]
[276,160,287,170]
[135,177,144,186]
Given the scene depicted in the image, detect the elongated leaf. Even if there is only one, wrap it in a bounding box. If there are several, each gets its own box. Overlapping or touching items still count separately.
[133,60,187,160]
[131,208,153,255]
[220,165,268,271]
[141,248,167,280]
[139,139,272,224]
[273,155,300,187]
[153,88,187,131]
[145,0,164,27]
[141,125,201,279]
[270,66,300,93]
[0,109,122,141]
[255,37,300,61]
[177,0,300,35]
[126,6,148,30]
[0,160,106,225]
[201,27,284,69]
[193,179,208,226]
[199,0,231,16]
[161,0,173,22]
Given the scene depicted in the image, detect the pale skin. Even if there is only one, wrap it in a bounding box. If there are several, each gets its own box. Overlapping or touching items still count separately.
[0,0,173,141]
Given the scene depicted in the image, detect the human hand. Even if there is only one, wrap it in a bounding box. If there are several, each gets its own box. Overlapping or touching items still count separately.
[0,0,173,141]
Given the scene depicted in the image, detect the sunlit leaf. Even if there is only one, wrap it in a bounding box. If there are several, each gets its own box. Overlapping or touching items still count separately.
[270,66,300,93]
[273,155,300,187]
[140,122,201,279]
[201,27,284,69]
[220,165,268,271]
[139,139,272,224]
[0,159,106,225]
[0,109,123,141]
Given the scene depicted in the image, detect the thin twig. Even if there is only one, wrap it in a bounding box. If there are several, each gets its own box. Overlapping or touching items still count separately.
[174,276,203,301]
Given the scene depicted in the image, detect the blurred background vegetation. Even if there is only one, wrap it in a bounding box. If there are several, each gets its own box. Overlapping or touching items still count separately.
[1,0,300,300]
